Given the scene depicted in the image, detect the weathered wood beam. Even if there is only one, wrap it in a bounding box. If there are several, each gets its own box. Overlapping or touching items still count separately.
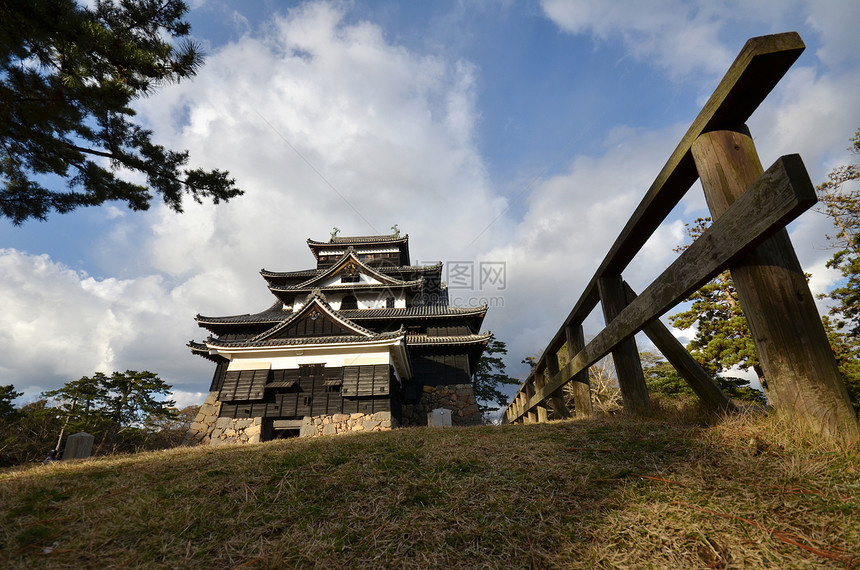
[545,352,573,419]
[624,282,736,411]
[599,275,651,413]
[505,153,815,422]
[542,32,804,359]
[565,324,592,417]
[693,128,859,440]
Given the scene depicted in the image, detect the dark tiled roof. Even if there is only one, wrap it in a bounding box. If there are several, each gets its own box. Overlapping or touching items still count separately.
[406,332,492,346]
[260,263,441,280]
[196,301,485,326]
[253,293,378,342]
[206,329,406,348]
[308,233,407,245]
[270,279,424,293]
[260,268,319,279]
[339,305,487,319]
[196,301,285,326]
[293,250,414,289]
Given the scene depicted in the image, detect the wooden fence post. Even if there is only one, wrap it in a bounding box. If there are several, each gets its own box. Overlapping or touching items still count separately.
[597,275,652,413]
[565,324,593,417]
[623,282,736,411]
[692,127,859,440]
[545,352,573,419]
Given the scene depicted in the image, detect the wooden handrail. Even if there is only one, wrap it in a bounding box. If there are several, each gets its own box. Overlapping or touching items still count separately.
[504,32,809,424]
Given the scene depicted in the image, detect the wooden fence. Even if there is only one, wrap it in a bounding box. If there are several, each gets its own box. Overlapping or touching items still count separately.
[501,32,859,440]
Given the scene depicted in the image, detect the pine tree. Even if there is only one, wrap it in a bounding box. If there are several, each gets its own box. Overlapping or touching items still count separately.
[472,333,520,413]
[0,384,22,418]
[669,218,764,386]
[817,128,860,336]
[0,0,242,224]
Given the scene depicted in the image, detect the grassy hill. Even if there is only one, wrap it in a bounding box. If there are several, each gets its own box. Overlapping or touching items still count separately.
[2,405,858,568]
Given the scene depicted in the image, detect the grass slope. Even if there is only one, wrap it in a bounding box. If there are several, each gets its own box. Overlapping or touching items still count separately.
[2,406,859,568]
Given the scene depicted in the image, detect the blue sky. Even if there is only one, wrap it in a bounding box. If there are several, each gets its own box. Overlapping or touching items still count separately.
[3,0,860,408]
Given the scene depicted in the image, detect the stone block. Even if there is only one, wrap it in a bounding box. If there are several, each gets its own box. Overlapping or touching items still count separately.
[64,432,95,459]
[233,419,251,429]
[299,423,317,438]
[363,420,380,431]
[215,417,233,429]
[333,414,349,422]
[350,413,364,419]
[371,412,391,422]
[428,408,452,427]
[323,424,337,436]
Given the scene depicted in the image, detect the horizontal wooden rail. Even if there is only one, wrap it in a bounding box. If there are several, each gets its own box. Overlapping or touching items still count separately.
[506,153,815,423]
[536,32,804,370]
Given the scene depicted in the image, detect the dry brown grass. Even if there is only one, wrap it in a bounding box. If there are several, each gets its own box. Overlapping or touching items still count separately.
[1,406,858,568]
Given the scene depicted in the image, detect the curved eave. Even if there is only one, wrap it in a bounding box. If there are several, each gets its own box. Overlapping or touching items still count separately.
[307,234,410,262]
[195,302,286,332]
[406,333,492,346]
[205,330,407,350]
[307,234,408,247]
[295,250,414,289]
[260,263,441,284]
[270,280,424,294]
[188,341,225,362]
[340,305,487,320]
[253,295,378,342]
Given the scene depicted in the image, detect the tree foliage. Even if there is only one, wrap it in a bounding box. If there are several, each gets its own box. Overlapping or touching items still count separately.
[669,218,764,385]
[0,384,22,418]
[0,0,242,224]
[821,316,860,414]
[0,399,64,466]
[817,128,860,336]
[640,351,765,405]
[42,370,177,434]
[473,333,520,413]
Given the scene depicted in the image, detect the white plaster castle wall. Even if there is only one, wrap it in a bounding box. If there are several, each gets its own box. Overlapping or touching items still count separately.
[225,347,393,371]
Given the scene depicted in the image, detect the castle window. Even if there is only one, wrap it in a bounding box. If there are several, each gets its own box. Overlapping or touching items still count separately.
[340,295,358,310]
[386,297,395,308]
[341,273,360,283]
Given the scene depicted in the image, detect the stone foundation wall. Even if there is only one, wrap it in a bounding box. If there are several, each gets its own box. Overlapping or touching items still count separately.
[186,391,262,445]
[401,384,483,427]
[187,383,482,444]
[299,412,394,437]
[186,392,395,443]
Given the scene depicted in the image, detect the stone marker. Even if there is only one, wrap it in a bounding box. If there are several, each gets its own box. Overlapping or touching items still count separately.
[64,432,95,459]
[428,408,452,428]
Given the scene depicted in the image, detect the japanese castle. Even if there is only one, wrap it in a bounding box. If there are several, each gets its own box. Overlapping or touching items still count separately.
[188,230,490,443]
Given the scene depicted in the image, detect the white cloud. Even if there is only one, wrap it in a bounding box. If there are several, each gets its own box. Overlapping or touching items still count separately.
[474,124,687,367]
[3,1,504,402]
[0,249,210,400]
[539,0,734,78]
[4,0,859,409]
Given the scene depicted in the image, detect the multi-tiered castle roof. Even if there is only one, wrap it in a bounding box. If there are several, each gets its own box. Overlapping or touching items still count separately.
[188,231,489,441]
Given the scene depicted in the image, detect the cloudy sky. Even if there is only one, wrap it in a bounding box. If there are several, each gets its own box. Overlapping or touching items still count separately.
[3,0,859,408]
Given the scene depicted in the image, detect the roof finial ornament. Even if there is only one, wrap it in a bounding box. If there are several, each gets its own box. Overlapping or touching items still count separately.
[391,224,399,238]
[330,227,340,241]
